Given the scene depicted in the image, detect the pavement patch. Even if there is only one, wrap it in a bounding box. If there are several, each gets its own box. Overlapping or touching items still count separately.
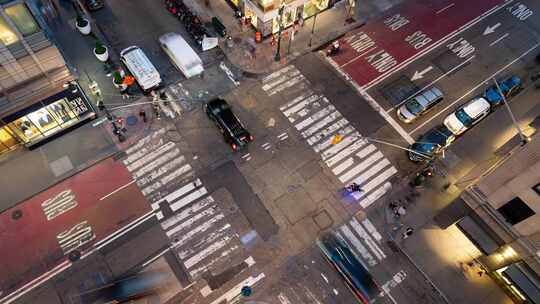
[275,187,317,225]
[49,155,74,177]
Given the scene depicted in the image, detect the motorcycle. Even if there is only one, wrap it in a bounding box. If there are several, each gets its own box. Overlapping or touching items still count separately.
[326,40,340,57]
[344,182,363,194]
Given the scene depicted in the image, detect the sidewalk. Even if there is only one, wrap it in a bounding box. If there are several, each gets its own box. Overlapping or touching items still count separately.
[183,0,404,74]
[387,177,514,304]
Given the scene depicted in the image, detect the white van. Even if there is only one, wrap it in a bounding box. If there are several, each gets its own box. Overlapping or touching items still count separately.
[159,33,204,79]
[120,46,161,92]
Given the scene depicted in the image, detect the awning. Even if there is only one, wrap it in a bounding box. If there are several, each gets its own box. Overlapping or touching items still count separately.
[457,216,500,255]
[503,263,540,303]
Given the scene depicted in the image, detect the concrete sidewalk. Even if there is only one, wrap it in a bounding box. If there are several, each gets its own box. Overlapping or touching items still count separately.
[388,177,514,304]
[183,0,404,74]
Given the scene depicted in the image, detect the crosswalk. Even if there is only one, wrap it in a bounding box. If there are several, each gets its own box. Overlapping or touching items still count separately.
[122,129,246,280]
[262,66,397,208]
[336,217,386,268]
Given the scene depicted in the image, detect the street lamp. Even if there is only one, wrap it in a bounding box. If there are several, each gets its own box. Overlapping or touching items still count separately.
[274,2,286,62]
[493,78,529,145]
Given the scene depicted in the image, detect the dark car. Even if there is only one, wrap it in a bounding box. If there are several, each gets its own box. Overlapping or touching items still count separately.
[205,98,253,151]
[483,75,522,106]
[85,0,104,11]
[409,125,455,162]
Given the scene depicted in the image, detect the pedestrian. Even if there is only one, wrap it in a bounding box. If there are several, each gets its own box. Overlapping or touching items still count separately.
[402,227,414,239]
[395,205,406,218]
[120,84,129,99]
[139,109,147,122]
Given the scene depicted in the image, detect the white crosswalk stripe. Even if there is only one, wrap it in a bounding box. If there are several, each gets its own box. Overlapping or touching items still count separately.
[267,65,397,208]
[336,217,386,268]
[122,129,247,280]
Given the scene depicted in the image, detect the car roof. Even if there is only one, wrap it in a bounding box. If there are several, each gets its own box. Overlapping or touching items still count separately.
[463,97,490,117]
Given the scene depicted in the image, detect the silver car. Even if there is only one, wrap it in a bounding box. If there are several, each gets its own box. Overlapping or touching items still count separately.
[397,87,444,123]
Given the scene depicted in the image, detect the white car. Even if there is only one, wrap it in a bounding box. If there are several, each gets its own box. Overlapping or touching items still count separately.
[443,97,491,135]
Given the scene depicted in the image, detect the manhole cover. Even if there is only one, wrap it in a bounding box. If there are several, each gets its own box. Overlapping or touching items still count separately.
[126,115,138,126]
[12,209,22,220]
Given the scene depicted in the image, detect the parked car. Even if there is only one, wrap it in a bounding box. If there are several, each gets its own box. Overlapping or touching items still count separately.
[120,46,162,92]
[483,75,522,106]
[85,0,104,11]
[204,98,253,151]
[159,32,204,78]
[397,86,444,123]
[443,97,491,135]
[409,125,455,162]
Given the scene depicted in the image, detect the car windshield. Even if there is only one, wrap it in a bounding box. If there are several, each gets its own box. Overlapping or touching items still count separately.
[455,108,474,127]
[405,99,423,115]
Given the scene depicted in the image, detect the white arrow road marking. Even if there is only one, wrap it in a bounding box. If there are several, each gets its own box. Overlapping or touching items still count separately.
[483,22,501,35]
[411,66,433,81]
[489,33,509,47]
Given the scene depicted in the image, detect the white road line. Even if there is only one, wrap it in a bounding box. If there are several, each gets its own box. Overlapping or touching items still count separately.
[262,65,295,83]
[338,152,384,183]
[99,180,136,201]
[267,75,306,96]
[324,140,370,167]
[177,224,232,259]
[301,111,343,138]
[277,132,288,139]
[295,106,337,131]
[125,128,166,156]
[385,55,476,113]
[279,134,288,141]
[166,208,218,238]
[287,97,329,123]
[321,134,364,161]
[142,164,193,196]
[262,69,301,92]
[132,148,180,179]
[136,156,186,187]
[361,218,382,243]
[410,41,540,135]
[209,273,266,304]
[357,182,394,208]
[262,142,271,150]
[279,91,314,112]
[349,218,386,260]
[161,196,215,230]
[242,153,251,159]
[436,3,455,14]
[124,138,164,166]
[127,142,175,172]
[313,126,355,152]
[278,293,292,304]
[363,1,513,90]
[320,273,329,283]
[489,32,509,47]
[189,245,240,279]
[171,213,225,246]
[306,118,349,146]
[332,145,377,175]
[170,187,208,212]
[156,179,201,205]
[183,236,234,269]
[156,212,164,221]
[339,227,377,267]
[342,157,390,184]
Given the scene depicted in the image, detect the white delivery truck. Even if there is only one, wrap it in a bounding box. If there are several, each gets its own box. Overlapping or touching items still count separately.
[159,32,204,79]
[120,46,161,92]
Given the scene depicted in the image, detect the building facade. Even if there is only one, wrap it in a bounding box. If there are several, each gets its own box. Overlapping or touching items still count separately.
[439,130,540,303]
[0,0,95,154]
[228,0,340,37]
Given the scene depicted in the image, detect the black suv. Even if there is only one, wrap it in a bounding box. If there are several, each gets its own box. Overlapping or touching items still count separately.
[205,98,253,151]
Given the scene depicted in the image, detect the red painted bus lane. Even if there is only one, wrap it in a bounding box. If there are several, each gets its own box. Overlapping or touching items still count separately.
[330,0,506,88]
[0,157,151,302]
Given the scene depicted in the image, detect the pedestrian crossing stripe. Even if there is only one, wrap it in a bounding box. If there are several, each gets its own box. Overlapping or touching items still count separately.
[336,218,385,268]
[121,129,246,280]
[265,66,397,208]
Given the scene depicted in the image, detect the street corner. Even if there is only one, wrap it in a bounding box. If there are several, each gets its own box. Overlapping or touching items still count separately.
[0,157,152,303]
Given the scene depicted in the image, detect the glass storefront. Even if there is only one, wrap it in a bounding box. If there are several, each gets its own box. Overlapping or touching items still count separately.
[272,6,296,33]
[302,0,329,18]
[244,7,258,27]
[4,3,40,37]
[0,126,17,153]
[0,83,95,150]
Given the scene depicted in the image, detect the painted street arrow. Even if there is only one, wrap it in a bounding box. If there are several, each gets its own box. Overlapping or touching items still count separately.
[483,23,501,35]
[411,66,433,81]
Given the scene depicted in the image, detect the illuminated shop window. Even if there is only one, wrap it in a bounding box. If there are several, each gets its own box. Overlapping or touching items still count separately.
[5,4,40,36]
[0,126,18,150]
[8,117,42,142]
[0,14,18,45]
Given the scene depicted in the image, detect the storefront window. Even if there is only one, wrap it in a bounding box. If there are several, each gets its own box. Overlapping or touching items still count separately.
[0,14,18,45]
[27,108,59,135]
[0,127,18,152]
[302,0,329,18]
[46,99,77,126]
[272,7,296,33]
[244,8,258,27]
[5,4,40,37]
[8,117,42,143]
